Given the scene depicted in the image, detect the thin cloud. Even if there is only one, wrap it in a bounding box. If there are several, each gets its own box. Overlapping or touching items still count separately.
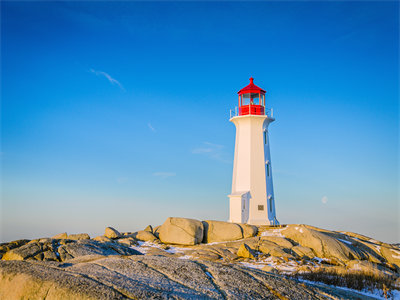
[321,196,328,204]
[90,68,125,91]
[192,142,229,163]
[153,172,176,179]
[148,123,156,132]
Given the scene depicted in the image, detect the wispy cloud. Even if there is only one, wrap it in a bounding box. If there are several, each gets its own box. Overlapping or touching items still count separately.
[192,142,230,163]
[321,196,328,204]
[90,68,125,91]
[148,123,156,132]
[153,172,176,179]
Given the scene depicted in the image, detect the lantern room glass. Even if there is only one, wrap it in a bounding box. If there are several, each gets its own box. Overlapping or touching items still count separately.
[239,93,265,106]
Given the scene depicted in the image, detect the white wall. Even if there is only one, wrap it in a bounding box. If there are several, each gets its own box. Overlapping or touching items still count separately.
[229,115,278,225]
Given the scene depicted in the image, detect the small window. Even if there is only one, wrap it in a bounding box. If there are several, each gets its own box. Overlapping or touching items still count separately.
[264,131,267,144]
[258,205,264,211]
[269,198,273,212]
[243,200,245,210]
[266,163,270,177]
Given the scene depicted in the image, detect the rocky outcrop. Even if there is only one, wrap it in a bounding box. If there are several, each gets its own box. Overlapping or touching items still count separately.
[237,243,257,259]
[238,223,258,238]
[2,239,141,262]
[52,232,68,239]
[104,227,121,239]
[67,233,90,240]
[282,225,363,263]
[144,225,153,232]
[131,230,158,242]
[202,220,243,243]
[0,255,376,299]
[159,217,204,245]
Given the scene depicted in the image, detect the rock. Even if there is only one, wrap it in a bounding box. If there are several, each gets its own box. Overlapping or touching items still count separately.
[43,250,58,261]
[153,225,161,238]
[297,265,312,273]
[346,260,396,277]
[261,236,293,249]
[67,233,90,240]
[57,240,142,261]
[117,238,137,246]
[93,235,113,243]
[282,225,362,263]
[207,246,238,261]
[52,232,68,239]
[238,224,258,238]
[144,225,153,233]
[2,242,42,261]
[104,227,121,239]
[191,250,221,261]
[202,220,243,243]
[292,245,315,259]
[262,265,277,273]
[0,239,30,258]
[237,243,257,259]
[159,217,203,245]
[0,255,369,299]
[380,245,400,268]
[132,231,157,242]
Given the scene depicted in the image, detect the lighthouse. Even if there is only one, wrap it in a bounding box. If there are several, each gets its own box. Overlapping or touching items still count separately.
[228,78,279,226]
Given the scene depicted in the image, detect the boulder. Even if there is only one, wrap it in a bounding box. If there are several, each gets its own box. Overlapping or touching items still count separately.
[237,243,257,259]
[2,242,42,261]
[159,217,203,245]
[238,224,258,238]
[261,236,293,249]
[117,238,137,246]
[282,225,362,262]
[52,232,68,239]
[0,240,30,259]
[67,233,90,240]
[132,231,157,242]
[57,240,142,261]
[93,235,113,243]
[153,225,161,237]
[144,225,153,233]
[202,220,243,243]
[292,245,315,259]
[104,227,121,239]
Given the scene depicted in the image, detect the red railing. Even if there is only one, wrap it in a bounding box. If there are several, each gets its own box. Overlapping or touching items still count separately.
[239,105,265,116]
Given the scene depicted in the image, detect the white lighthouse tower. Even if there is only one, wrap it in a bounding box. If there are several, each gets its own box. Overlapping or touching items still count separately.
[228,78,279,226]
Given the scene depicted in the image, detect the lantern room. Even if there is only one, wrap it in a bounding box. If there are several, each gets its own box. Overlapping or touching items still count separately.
[237,77,266,116]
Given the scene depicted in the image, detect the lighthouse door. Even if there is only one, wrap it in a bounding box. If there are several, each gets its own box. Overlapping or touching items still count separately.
[241,193,250,223]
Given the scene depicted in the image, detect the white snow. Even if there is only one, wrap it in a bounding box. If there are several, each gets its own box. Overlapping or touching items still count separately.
[300,279,400,300]
[178,255,193,260]
[130,241,187,255]
[261,228,284,237]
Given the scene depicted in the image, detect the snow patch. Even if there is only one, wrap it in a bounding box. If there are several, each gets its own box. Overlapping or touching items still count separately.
[261,228,284,237]
[300,279,400,300]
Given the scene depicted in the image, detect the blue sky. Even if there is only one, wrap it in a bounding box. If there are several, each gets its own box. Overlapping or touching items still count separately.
[1,1,398,243]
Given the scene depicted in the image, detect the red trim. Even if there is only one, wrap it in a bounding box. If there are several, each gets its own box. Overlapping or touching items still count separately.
[238,77,266,95]
[239,105,265,116]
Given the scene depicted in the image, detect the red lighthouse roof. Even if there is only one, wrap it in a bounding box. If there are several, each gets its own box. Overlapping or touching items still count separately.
[238,77,266,95]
